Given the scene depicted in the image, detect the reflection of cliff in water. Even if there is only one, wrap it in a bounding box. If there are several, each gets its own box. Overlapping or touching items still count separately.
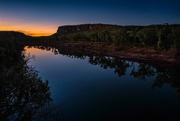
[29,46,180,93]
[0,41,53,120]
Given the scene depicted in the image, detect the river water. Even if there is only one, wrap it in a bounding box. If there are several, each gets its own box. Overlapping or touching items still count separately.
[25,46,180,121]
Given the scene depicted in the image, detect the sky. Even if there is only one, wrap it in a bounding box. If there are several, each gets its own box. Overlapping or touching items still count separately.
[0,0,180,36]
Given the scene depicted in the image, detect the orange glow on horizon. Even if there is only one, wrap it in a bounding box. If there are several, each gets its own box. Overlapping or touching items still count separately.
[0,20,57,36]
[21,31,54,37]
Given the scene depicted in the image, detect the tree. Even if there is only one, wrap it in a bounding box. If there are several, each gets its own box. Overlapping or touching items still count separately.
[112,28,128,46]
[137,28,157,47]
[104,31,112,44]
[169,27,180,51]
[88,32,98,42]
[129,28,139,46]
[156,27,162,50]
[155,24,172,50]
[0,38,53,121]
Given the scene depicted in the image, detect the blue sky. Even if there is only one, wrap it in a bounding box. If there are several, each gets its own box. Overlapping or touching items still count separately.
[0,0,180,36]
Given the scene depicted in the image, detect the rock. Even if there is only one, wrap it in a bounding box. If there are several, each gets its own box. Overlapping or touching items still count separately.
[57,24,119,35]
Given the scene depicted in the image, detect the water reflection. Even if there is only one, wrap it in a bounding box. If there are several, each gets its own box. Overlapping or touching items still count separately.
[0,66,54,121]
[27,45,180,93]
[0,45,53,120]
[25,46,180,120]
[153,67,180,92]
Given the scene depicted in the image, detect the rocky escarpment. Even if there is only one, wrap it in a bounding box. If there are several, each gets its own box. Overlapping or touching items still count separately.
[57,24,119,35]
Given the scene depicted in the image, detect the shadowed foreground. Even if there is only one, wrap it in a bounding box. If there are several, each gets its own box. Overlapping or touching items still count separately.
[0,34,53,120]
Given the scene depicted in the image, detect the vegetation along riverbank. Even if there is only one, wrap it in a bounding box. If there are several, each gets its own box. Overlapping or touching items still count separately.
[0,31,53,120]
[1,23,180,66]
[30,23,180,66]
[1,23,180,120]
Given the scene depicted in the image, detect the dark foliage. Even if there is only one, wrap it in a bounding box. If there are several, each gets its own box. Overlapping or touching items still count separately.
[53,24,180,51]
[0,36,53,121]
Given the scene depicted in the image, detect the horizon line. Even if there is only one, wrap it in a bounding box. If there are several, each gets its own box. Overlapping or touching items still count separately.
[1,23,180,37]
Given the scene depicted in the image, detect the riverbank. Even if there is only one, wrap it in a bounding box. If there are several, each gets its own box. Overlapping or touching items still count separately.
[52,41,180,67]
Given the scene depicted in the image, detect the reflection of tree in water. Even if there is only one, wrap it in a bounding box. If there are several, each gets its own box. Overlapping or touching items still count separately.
[0,43,53,120]
[130,63,155,80]
[27,46,59,55]
[88,56,180,93]
[88,56,131,77]
[153,67,180,92]
[32,45,180,92]
[90,56,180,93]
[0,65,53,121]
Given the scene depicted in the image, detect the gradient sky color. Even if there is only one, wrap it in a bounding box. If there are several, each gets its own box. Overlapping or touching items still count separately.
[0,0,180,36]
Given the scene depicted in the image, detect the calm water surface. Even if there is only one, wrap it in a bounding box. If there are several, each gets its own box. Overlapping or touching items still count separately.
[25,46,180,121]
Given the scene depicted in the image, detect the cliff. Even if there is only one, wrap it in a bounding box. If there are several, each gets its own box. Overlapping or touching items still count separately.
[57,24,119,35]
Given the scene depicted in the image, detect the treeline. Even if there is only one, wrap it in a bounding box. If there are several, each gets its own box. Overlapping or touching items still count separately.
[54,24,180,51]
[0,34,52,120]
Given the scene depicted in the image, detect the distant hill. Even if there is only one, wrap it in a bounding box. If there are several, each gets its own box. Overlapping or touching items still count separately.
[0,31,30,41]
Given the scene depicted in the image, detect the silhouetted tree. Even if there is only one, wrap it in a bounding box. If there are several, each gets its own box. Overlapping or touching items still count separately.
[0,38,53,121]
[129,28,139,46]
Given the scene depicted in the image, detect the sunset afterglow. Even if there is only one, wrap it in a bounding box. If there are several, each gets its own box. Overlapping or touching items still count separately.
[0,20,57,36]
[0,0,180,36]
[1,0,180,121]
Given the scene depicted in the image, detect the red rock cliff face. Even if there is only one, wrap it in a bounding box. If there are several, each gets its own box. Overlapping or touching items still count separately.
[57,24,118,35]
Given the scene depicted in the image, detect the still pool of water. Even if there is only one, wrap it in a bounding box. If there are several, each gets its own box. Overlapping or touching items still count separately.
[25,46,180,120]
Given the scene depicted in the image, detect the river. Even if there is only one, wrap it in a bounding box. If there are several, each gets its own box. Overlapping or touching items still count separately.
[25,46,180,121]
